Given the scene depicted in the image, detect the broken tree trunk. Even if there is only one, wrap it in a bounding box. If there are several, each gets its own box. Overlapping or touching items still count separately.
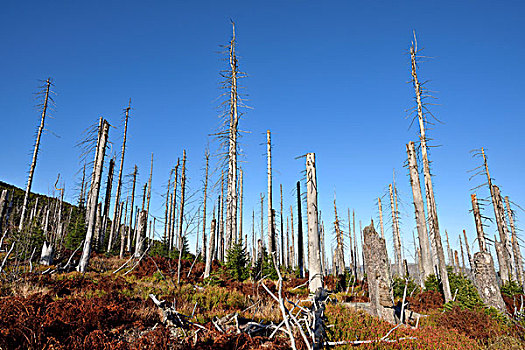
[494,236,510,282]
[406,141,432,280]
[78,118,109,273]
[463,230,473,271]
[410,40,451,302]
[306,153,323,293]
[446,230,454,267]
[101,157,115,251]
[296,181,304,278]
[505,196,524,287]
[204,218,216,279]
[127,165,137,252]
[109,101,130,251]
[177,150,187,284]
[471,194,486,252]
[473,251,506,313]
[202,150,209,261]
[19,78,52,232]
[493,185,514,281]
[362,221,395,323]
[378,198,385,240]
[134,210,147,258]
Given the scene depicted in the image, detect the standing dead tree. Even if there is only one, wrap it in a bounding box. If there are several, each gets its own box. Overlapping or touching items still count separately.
[410,36,451,301]
[505,196,524,287]
[389,184,403,276]
[78,118,109,273]
[333,196,345,277]
[406,141,432,280]
[108,100,131,252]
[201,149,210,261]
[306,153,323,293]
[267,130,275,256]
[177,150,187,284]
[19,78,53,232]
[296,181,304,278]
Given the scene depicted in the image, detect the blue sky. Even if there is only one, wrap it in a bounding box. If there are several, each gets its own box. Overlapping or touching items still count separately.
[1,1,524,263]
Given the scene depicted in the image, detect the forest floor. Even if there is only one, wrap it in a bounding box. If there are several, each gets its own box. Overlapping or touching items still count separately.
[0,254,524,349]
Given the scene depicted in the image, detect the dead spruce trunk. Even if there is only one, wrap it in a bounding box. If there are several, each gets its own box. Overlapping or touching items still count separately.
[101,157,115,250]
[296,181,304,278]
[267,130,275,255]
[19,78,52,232]
[225,23,239,254]
[306,153,323,293]
[493,185,514,281]
[471,194,486,252]
[407,141,432,280]
[280,184,285,267]
[238,168,243,245]
[78,119,109,273]
[177,150,187,284]
[473,251,506,313]
[446,230,454,266]
[362,222,395,323]
[202,150,209,261]
[290,205,296,269]
[333,197,345,276]
[505,196,524,287]
[134,210,147,257]
[204,218,216,279]
[389,184,403,276]
[463,230,473,271]
[377,198,385,239]
[410,42,451,302]
[109,101,130,251]
[495,237,510,282]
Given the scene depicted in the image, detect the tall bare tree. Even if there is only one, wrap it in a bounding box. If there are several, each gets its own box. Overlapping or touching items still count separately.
[19,78,53,232]
[177,150,187,284]
[78,119,109,272]
[306,153,322,292]
[410,37,451,301]
[267,130,275,255]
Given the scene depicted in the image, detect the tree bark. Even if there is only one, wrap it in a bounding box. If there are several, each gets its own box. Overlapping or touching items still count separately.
[406,141,432,280]
[177,150,187,284]
[306,153,322,293]
[296,181,304,278]
[202,151,209,260]
[389,184,403,276]
[492,185,513,281]
[204,218,216,279]
[134,210,147,258]
[505,196,524,287]
[267,130,275,255]
[101,157,115,251]
[78,119,109,272]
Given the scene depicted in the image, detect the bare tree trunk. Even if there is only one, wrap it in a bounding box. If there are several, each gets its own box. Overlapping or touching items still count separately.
[119,198,128,258]
[19,78,52,231]
[333,197,345,276]
[389,184,403,276]
[407,141,432,280]
[280,184,284,266]
[146,153,153,215]
[225,23,239,256]
[134,210,147,258]
[445,230,454,266]
[473,251,506,313]
[0,190,8,232]
[306,153,322,293]
[377,198,385,239]
[459,235,466,274]
[347,208,354,275]
[101,157,115,251]
[127,166,137,252]
[238,168,243,245]
[286,216,290,269]
[251,210,255,268]
[353,210,357,280]
[78,119,109,272]
[177,150,187,284]
[164,171,172,249]
[170,160,180,252]
[296,181,304,278]
[463,230,473,272]
[493,185,514,281]
[471,194,486,252]
[267,130,275,255]
[109,101,130,251]
[204,218,216,279]
[505,196,524,287]
[219,171,225,261]
[202,150,209,261]
[291,205,295,269]
[411,41,451,302]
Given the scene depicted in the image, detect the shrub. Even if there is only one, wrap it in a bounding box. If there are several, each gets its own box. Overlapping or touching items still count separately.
[392,276,419,300]
[225,242,250,281]
[424,274,441,293]
[445,269,483,310]
[501,280,524,297]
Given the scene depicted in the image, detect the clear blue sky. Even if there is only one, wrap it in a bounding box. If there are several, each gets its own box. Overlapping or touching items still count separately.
[1,1,524,263]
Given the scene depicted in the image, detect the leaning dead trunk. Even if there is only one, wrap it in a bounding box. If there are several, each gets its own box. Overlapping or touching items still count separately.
[78,119,109,273]
[19,78,52,231]
[306,153,322,293]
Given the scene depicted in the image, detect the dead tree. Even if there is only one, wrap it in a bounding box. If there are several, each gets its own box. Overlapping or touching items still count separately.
[459,235,466,273]
[333,197,345,276]
[219,171,225,261]
[0,190,8,232]
[481,148,514,279]
[238,168,243,245]
[127,166,138,252]
[119,198,128,258]
[362,221,395,323]
[267,130,275,255]
[463,230,473,271]
[164,170,172,248]
[204,218,217,279]
[146,153,153,214]
[100,157,115,250]
[306,153,322,292]
[473,251,506,313]
[290,205,296,269]
[19,78,52,231]
[78,118,109,273]
[177,150,187,284]
[134,210,147,257]
[445,230,454,266]
[109,101,131,253]
[296,181,304,278]
[410,38,451,301]
[406,141,432,280]
[169,160,180,252]
[280,184,285,266]
[224,22,242,256]
[202,150,210,260]
[347,208,354,274]
[471,194,486,252]
[493,185,514,281]
[377,198,385,239]
[505,196,524,286]
[389,184,403,276]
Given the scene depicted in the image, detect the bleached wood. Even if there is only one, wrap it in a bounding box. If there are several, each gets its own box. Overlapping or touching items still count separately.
[306,153,323,292]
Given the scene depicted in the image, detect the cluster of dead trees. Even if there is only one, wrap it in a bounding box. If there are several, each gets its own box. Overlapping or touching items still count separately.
[0,26,522,332]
